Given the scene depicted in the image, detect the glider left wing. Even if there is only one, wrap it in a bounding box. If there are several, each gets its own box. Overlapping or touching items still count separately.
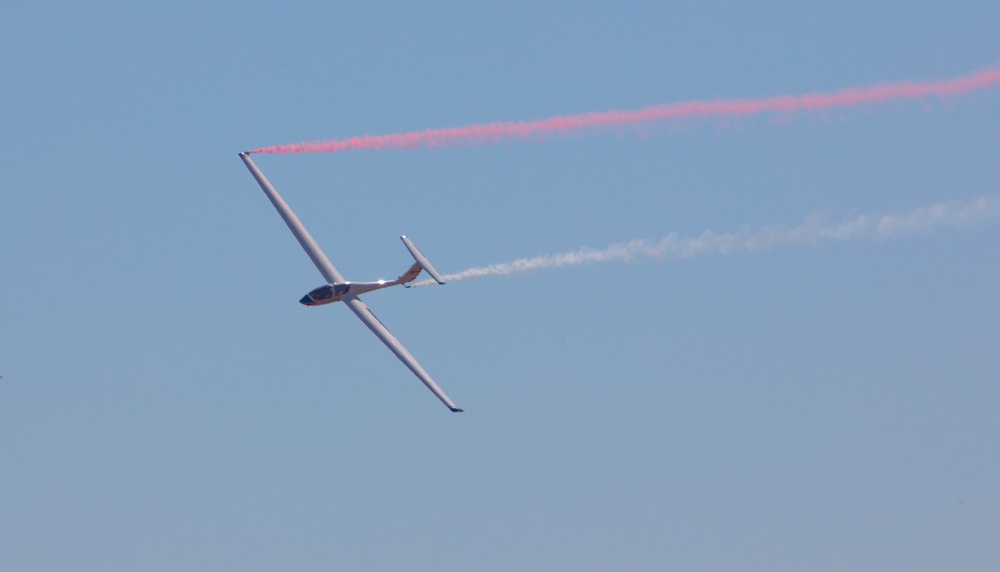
[240,152,344,285]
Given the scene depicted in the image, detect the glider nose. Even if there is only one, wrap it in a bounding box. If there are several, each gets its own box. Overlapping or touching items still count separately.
[299,295,314,306]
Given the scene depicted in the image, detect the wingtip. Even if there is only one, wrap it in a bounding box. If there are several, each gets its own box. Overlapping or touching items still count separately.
[449,407,465,413]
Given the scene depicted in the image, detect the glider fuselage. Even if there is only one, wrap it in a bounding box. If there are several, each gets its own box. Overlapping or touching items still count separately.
[300,280,403,306]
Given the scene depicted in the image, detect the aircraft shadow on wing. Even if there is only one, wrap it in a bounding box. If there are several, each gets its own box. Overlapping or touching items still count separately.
[239,152,463,413]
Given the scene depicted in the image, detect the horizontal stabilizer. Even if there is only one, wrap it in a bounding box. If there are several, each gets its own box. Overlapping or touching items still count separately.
[401,236,446,284]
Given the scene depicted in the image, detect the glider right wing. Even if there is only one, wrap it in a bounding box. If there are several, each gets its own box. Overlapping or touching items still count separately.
[342,295,463,412]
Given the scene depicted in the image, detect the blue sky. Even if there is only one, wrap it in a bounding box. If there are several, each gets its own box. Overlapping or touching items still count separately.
[2,1,999,570]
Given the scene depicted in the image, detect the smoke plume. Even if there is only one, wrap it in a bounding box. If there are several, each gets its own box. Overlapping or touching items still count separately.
[413,195,1000,287]
[251,66,1000,155]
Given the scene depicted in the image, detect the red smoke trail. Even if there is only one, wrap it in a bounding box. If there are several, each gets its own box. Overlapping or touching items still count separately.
[249,65,1000,155]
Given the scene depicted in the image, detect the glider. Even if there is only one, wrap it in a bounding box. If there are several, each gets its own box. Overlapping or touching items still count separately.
[239,153,463,412]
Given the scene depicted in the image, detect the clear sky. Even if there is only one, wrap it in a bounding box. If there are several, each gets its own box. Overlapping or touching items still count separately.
[2,1,999,570]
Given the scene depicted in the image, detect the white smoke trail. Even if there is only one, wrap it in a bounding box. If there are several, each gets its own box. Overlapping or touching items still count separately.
[413,194,1000,287]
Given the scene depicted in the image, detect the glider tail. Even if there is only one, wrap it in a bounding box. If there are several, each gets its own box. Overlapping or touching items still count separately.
[401,236,446,285]
[398,261,424,285]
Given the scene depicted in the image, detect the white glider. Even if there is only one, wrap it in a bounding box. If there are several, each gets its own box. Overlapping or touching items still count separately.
[239,152,463,412]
